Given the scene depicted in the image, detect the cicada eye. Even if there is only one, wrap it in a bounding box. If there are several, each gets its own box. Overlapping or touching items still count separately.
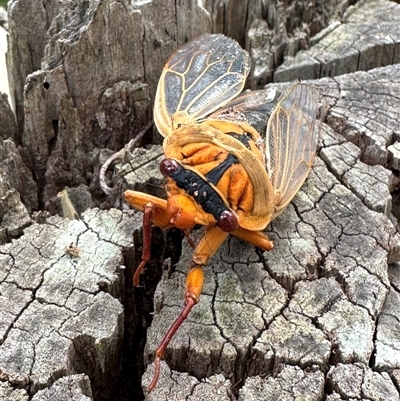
[160,158,179,176]
[218,210,238,233]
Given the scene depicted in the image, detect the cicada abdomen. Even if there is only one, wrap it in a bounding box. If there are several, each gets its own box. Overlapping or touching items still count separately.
[124,33,322,392]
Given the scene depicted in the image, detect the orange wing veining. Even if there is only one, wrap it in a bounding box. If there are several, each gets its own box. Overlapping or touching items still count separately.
[154,34,251,136]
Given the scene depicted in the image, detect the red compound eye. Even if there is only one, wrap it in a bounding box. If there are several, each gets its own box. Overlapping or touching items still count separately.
[218,210,238,233]
[160,158,179,176]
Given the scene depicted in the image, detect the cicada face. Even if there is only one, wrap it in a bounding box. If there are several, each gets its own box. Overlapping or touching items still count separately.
[124,34,322,392]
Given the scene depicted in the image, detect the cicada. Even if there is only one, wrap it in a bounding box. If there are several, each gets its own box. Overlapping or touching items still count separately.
[124,34,321,391]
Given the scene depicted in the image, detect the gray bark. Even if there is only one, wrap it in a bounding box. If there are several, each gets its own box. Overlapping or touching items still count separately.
[0,208,139,400]
[0,0,400,400]
[274,0,400,83]
[5,0,209,208]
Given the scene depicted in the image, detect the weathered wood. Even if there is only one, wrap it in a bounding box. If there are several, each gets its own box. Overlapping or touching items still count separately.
[0,93,17,140]
[326,364,400,401]
[0,381,29,401]
[0,136,37,208]
[0,208,140,400]
[121,145,165,198]
[239,366,325,401]
[31,374,93,401]
[0,88,36,244]
[6,0,209,206]
[204,0,356,86]
[274,0,400,82]
[6,0,54,134]
[1,0,400,400]
[0,136,37,244]
[0,89,37,244]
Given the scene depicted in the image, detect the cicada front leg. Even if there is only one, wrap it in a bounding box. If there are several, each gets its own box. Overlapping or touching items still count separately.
[147,225,228,392]
[124,191,172,286]
[133,203,153,286]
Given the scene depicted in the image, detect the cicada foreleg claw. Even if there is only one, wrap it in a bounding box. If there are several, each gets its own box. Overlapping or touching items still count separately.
[133,203,154,287]
[124,191,172,286]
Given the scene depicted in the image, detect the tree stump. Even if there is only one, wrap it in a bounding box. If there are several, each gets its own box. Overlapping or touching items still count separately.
[1,0,400,401]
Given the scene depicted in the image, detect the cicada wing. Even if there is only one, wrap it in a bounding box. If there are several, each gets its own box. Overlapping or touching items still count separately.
[208,88,279,135]
[154,34,251,137]
[265,83,321,218]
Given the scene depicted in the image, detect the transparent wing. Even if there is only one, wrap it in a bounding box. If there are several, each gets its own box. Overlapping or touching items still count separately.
[154,34,251,136]
[265,83,321,217]
[208,88,279,135]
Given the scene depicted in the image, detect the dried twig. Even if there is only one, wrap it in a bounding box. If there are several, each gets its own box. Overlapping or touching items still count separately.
[99,122,153,195]
[57,190,80,220]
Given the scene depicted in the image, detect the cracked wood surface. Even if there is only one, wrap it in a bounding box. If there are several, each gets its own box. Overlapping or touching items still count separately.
[141,91,400,399]
[274,0,400,83]
[1,0,400,400]
[0,208,139,400]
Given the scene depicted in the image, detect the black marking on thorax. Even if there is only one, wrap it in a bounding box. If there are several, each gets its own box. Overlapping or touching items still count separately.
[205,153,239,185]
[226,132,252,150]
[168,163,230,222]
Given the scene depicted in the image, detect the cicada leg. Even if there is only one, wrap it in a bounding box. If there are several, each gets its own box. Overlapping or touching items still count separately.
[124,191,172,286]
[147,225,228,392]
[124,191,171,229]
[233,227,274,252]
[133,203,153,286]
[183,230,196,249]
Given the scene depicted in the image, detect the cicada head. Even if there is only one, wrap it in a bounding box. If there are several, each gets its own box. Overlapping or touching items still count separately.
[160,157,239,232]
[165,192,203,230]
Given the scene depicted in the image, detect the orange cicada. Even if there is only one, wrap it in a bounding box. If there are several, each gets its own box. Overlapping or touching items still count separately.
[124,34,321,391]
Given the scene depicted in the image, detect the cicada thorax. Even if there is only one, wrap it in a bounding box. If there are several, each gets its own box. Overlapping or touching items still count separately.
[162,140,253,232]
[161,119,279,233]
